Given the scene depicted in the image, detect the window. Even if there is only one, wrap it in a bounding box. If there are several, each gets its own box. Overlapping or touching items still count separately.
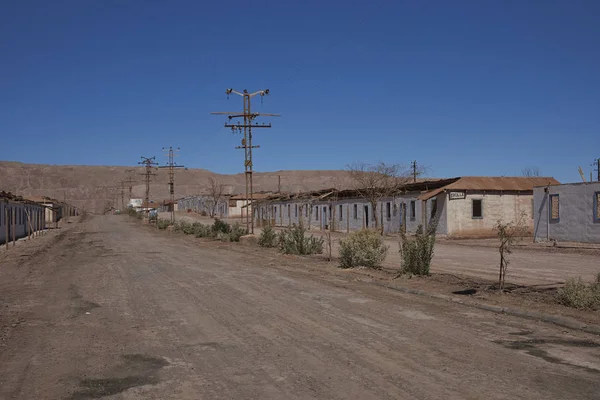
[550,194,559,222]
[274,206,277,216]
[315,206,319,221]
[430,199,437,219]
[295,204,298,218]
[595,192,600,222]
[393,203,397,217]
[339,205,343,221]
[386,202,391,221]
[353,204,358,219]
[305,205,308,217]
[410,201,416,220]
[287,204,290,217]
[472,199,483,219]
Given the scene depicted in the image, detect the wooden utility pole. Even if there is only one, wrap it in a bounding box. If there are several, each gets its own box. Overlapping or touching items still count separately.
[411,160,418,183]
[212,88,280,234]
[138,156,158,222]
[158,147,185,223]
[124,169,137,204]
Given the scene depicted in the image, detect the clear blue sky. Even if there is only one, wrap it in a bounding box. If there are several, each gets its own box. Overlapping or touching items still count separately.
[1,0,599,183]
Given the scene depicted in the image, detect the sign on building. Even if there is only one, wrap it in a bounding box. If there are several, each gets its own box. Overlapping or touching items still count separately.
[448,191,466,200]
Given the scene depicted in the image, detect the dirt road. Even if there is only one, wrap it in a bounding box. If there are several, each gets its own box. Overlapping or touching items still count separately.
[1,215,599,399]
[164,212,600,286]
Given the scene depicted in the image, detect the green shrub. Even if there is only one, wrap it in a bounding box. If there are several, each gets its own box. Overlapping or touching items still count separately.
[258,225,278,248]
[399,222,438,276]
[339,229,388,269]
[556,277,600,309]
[277,224,324,255]
[212,219,231,235]
[157,218,171,230]
[193,223,213,238]
[228,222,247,242]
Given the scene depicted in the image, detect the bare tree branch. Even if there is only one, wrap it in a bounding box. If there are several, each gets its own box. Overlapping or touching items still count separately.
[346,162,411,229]
[521,167,541,177]
[207,177,225,218]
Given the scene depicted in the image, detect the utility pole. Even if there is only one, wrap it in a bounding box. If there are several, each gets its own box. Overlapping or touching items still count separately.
[158,147,185,223]
[411,160,418,183]
[123,170,137,208]
[593,159,600,182]
[212,88,280,234]
[138,156,158,222]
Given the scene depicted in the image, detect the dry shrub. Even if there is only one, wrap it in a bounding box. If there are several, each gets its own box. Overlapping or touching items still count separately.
[339,229,388,269]
[557,275,600,309]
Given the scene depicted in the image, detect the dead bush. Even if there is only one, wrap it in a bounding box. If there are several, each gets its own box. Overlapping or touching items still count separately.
[339,229,388,269]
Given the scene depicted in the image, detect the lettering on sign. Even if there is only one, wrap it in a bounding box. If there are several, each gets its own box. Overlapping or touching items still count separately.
[449,191,466,200]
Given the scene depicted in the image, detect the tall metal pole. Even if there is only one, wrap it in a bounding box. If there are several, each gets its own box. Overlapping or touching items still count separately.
[158,147,185,223]
[211,88,280,234]
[138,156,158,222]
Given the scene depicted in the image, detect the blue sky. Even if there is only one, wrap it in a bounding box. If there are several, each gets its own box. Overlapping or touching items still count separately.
[1,0,599,183]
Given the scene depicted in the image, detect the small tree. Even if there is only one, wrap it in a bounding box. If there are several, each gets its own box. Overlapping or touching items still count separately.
[347,162,412,230]
[494,214,528,291]
[207,177,225,218]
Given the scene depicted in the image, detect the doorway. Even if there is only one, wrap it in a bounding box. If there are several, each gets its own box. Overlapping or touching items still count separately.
[364,205,369,228]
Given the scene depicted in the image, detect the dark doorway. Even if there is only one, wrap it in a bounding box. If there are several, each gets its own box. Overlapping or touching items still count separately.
[364,205,369,228]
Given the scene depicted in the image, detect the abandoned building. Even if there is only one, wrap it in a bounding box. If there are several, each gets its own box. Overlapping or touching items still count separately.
[534,181,600,244]
[254,176,559,238]
[177,195,229,218]
[1,192,47,245]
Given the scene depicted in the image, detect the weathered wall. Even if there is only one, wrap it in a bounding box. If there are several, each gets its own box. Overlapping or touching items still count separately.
[534,182,600,243]
[446,192,534,238]
[177,196,228,218]
[255,192,448,235]
[0,201,45,244]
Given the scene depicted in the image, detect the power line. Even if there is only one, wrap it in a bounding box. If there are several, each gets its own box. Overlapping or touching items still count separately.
[212,89,280,234]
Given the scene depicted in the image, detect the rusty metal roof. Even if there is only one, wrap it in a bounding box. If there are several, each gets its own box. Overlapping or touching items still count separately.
[418,176,560,200]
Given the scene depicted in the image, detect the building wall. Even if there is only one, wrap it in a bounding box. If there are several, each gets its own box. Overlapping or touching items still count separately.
[255,192,448,235]
[534,182,600,244]
[178,196,228,218]
[0,201,45,244]
[446,191,534,238]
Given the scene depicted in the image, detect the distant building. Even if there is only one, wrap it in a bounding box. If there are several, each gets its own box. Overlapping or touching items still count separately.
[254,176,559,238]
[177,195,228,218]
[534,181,600,244]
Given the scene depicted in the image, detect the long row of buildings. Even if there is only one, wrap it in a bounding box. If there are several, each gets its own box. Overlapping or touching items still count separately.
[0,192,78,245]
[173,176,600,243]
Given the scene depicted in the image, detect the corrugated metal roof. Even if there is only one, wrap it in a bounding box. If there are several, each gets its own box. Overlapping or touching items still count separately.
[418,176,560,200]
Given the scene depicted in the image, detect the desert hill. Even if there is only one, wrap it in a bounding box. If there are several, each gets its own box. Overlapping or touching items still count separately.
[0,161,351,213]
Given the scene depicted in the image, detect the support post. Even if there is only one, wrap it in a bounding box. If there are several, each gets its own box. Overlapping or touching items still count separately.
[346,206,349,233]
[5,207,8,250]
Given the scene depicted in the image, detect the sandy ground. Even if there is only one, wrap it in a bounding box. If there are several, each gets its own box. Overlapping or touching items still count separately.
[2,215,599,399]
[164,211,600,286]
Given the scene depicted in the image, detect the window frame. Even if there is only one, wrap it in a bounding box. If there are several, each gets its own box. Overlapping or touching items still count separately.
[386,202,391,221]
[593,192,600,223]
[471,199,483,219]
[549,194,560,222]
[410,200,416,221]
